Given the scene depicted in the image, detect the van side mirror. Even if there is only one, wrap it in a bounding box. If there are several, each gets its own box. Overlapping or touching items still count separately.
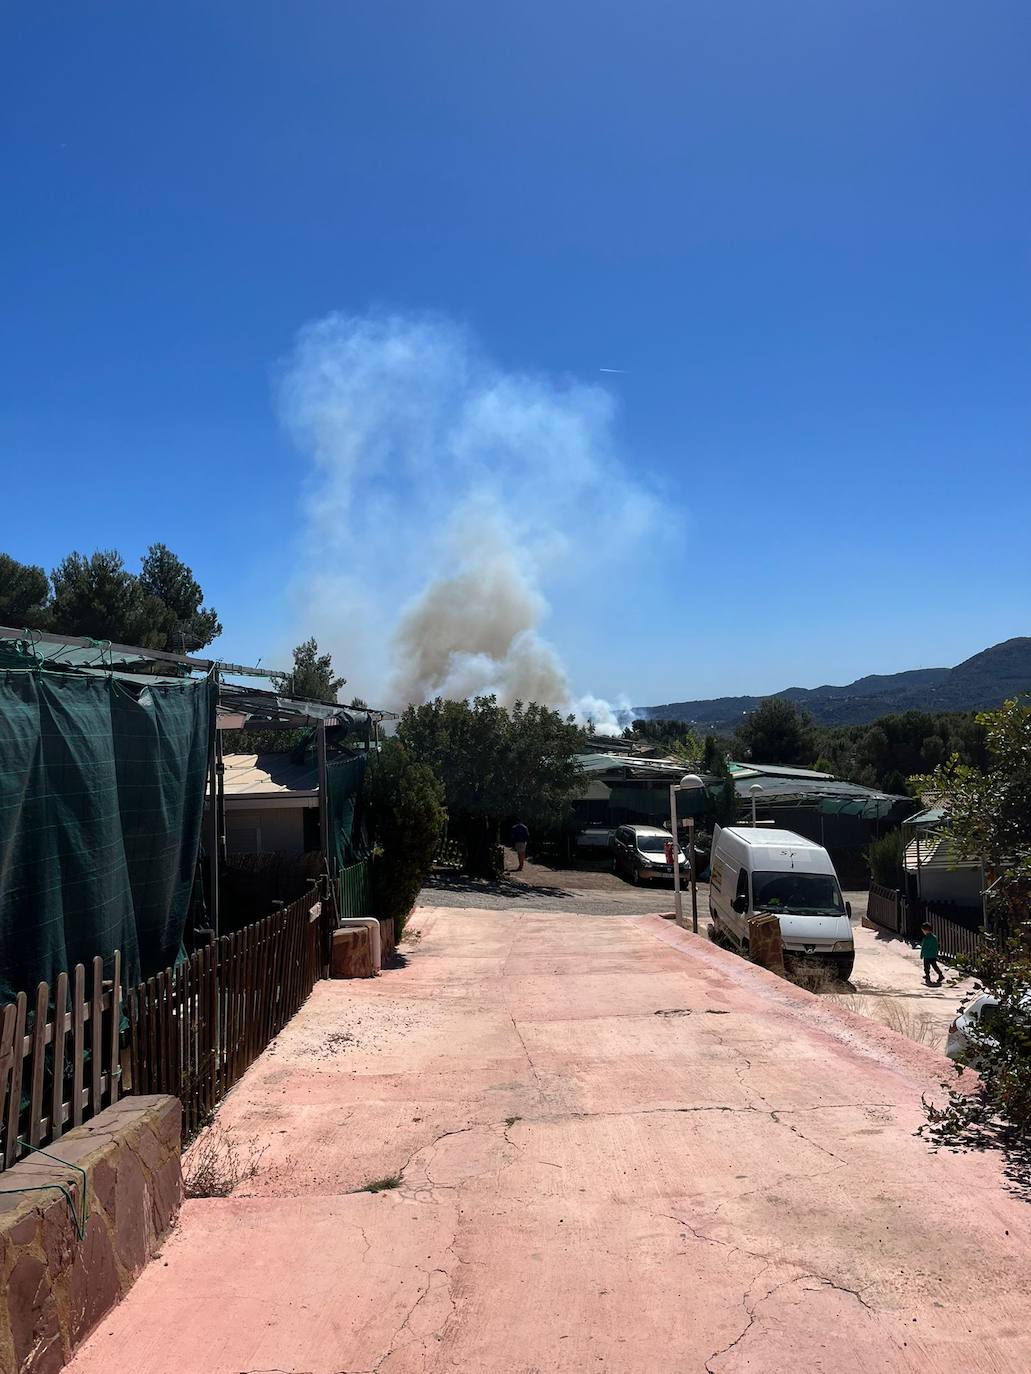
[731,896,747,914]
[846,901,853,917]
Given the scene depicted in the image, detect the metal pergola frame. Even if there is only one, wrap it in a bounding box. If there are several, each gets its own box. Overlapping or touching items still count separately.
[1,624,395,938]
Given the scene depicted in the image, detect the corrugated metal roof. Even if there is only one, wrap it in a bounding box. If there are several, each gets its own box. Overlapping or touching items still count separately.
[575,753,696,779]
[730,762,836,781]
[735,774,913,819]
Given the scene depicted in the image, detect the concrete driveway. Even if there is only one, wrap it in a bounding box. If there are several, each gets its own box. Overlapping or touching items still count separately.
[67,906,1031,1373]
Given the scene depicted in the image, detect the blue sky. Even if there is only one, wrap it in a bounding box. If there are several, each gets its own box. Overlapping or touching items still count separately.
[2,1,1028,707]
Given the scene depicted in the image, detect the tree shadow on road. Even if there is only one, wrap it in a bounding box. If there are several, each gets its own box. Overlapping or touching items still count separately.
[421,872,577,901]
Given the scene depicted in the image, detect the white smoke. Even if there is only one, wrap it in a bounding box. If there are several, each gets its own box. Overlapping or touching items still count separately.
[279,310,657,730]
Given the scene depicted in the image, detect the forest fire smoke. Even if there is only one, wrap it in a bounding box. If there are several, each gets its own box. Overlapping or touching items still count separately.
[280,310,655,730]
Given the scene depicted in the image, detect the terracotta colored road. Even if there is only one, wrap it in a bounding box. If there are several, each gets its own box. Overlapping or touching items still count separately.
[68,907,1031,1373]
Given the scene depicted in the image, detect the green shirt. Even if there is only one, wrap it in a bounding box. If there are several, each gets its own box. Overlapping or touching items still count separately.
[921,933,940,960]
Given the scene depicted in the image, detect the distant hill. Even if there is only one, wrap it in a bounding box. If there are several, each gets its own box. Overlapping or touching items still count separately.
[641,638,1031,732]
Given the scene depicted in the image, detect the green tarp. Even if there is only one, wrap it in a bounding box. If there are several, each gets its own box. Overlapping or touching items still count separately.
[0,668,214,1004]
[326,754,370,871]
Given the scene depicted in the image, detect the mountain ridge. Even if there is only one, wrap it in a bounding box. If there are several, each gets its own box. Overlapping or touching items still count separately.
[640,637,1031,731]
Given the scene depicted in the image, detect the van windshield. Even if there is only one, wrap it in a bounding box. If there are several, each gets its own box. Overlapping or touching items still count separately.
[637,834,673,854]
[752,872,844,916]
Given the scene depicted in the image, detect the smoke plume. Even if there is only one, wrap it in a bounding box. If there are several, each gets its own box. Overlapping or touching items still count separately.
[280,310,656,729]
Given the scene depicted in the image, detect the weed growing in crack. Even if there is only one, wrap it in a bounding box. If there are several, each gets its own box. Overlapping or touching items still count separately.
[184,1125,268,1199]
[355,1172,404,1193]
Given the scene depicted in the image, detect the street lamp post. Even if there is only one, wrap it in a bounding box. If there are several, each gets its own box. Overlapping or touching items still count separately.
[670,773,705,931]
[749,783,764,827]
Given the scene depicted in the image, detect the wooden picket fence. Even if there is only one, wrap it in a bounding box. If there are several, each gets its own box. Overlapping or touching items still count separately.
[128,885,324,1135]
[0,954,123,1170]
[0,884,326,1169]
[867,882,908,935]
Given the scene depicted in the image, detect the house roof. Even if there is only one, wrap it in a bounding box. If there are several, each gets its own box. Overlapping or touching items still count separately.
[729,762,836,781]
[904,806,945,829]
[220,753,319,799]
[904,834,979,872]
[575,752,702,781]
[734,773,914,820]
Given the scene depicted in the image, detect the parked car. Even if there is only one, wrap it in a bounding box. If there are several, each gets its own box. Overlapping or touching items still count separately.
[575,826,616,856]
[946,992,1030,1063]
[708,824,855,978]
[611,825,688,885]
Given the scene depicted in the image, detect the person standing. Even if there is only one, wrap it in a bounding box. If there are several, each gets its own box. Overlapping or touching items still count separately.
[920,923,945,986]
[511,818,529,872]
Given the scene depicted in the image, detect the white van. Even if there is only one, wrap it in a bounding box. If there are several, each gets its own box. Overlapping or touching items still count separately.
[709,825,854,977]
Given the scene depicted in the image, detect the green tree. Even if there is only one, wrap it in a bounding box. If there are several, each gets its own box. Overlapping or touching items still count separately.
[623,718,700,761]
[397,695,587,878]
[0,554,50,629]
[734,698,815,767]
[224,640,349,755]
[809,711,989,794]
[49,550,147,644]
[915,698,1031,1168]
[139,543,221,651]
[43,545,221,652]
[282,637,345,701]
[364,740,446,943]
[701,734,738,825]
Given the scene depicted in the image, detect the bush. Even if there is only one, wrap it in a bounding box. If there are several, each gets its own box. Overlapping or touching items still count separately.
[866,829,906,888]
[365,740,446,943]
[921,930,1031,1185]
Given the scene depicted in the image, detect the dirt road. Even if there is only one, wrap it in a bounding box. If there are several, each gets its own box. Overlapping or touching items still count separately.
[67,906,1031,1373]
[424,866,974,1051]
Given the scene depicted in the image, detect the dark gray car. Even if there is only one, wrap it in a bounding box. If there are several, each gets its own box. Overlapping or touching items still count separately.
[611,825,687,885]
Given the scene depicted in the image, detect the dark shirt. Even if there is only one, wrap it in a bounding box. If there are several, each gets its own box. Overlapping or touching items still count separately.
[511,823,529,844]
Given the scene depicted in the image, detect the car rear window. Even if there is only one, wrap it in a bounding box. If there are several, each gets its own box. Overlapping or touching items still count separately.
[978,1002,1003,1030]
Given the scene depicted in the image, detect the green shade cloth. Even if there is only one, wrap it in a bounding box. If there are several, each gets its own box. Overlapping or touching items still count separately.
[0,668,214,1004]
[326,754,370,871]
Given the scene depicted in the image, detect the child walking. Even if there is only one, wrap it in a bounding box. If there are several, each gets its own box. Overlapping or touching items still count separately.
[920,923,945,986]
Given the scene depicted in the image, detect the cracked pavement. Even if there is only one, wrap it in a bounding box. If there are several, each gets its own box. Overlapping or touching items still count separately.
[66,905,1031,1373]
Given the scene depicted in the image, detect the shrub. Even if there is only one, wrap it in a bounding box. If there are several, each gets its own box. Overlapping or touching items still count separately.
[866,828,906,888]
[365,739,446,943]
[914,699,1031,1180]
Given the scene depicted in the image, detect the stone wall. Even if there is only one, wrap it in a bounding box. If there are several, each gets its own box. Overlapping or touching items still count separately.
[330,926,375,978]
[0,1095,182,1374]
